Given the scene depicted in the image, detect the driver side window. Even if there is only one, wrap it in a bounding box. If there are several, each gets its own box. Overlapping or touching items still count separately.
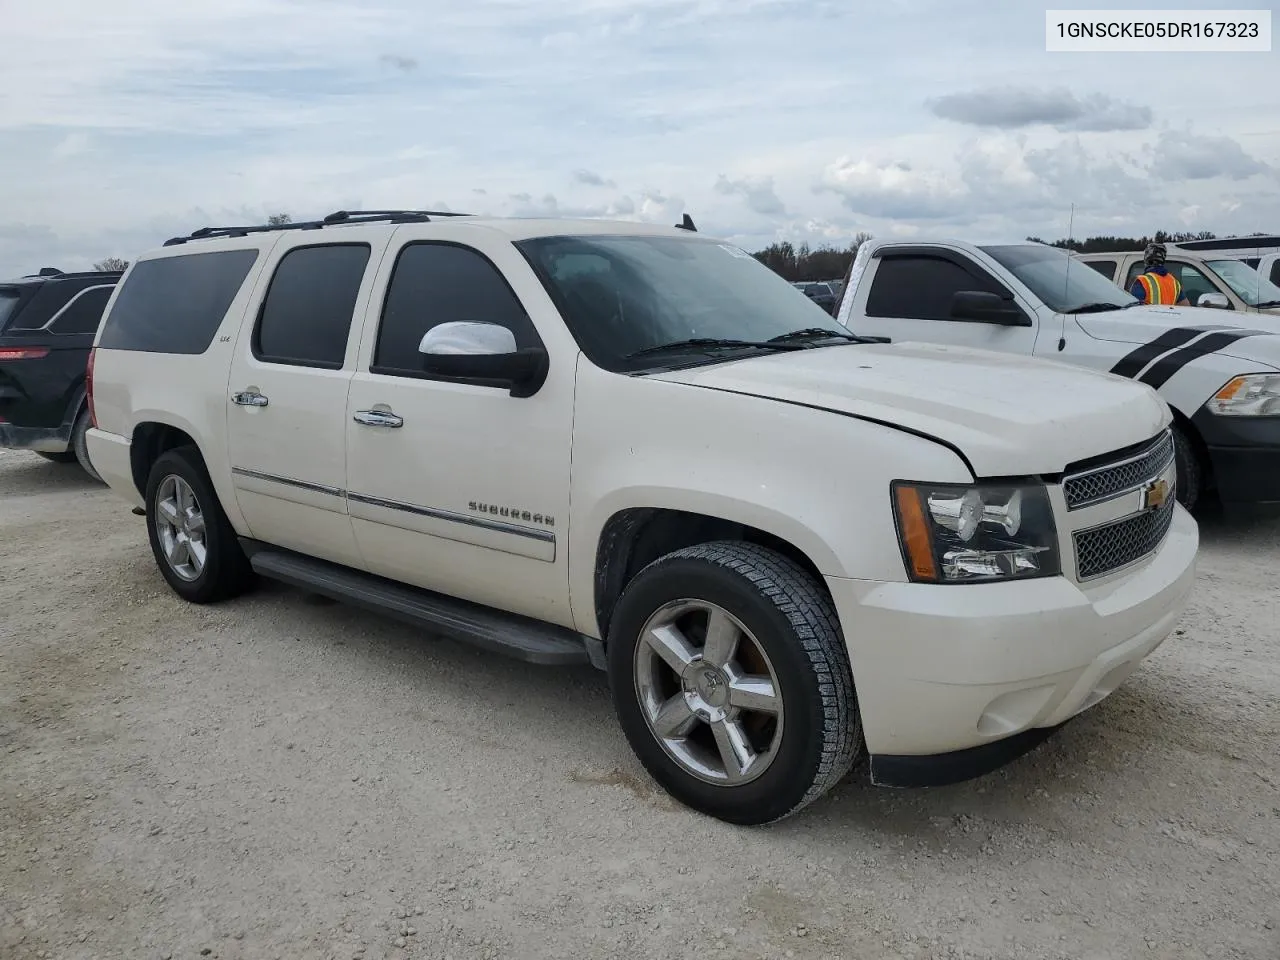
[372,242,541,378]
[864,255,1005,321]
[1170,262,1225,307]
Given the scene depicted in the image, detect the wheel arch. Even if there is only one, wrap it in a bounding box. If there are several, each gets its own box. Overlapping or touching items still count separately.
[592,506,829,644]
[129,420,205,500]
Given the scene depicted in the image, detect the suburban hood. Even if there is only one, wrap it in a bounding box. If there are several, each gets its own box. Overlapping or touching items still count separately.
[652,342,1170,477]
[1074,305,1280,370]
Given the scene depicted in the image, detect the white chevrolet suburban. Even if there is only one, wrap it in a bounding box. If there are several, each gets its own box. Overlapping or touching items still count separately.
[837,239,1280,516]
[87,211,1197,824]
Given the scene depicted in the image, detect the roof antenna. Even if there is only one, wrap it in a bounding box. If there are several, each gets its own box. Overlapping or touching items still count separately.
[675,213,696,232]
[1058,202,1075,352]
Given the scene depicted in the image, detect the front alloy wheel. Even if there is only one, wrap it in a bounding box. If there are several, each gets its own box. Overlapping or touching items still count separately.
[635,600,784,785]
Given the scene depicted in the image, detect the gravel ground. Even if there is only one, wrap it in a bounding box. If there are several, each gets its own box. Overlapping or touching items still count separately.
[2,447,1278,960]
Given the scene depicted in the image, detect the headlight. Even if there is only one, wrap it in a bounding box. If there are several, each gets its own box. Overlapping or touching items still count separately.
[891,481,1061,583]
[1205,374,1280,417]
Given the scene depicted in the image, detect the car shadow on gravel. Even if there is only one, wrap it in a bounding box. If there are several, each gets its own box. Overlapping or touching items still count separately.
[0,452,103,496]
[1193,504,1280,550]
[778,671,1237,840]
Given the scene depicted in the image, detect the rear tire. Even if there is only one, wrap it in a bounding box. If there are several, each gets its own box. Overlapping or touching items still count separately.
[1172,422,1201,511]
[71,408,102,483]
[607,541,863,825]
[145,445,253,604]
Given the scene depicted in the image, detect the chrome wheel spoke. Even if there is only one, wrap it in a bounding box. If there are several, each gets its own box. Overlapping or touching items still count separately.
[644,624,697,672]
[186,538,207,574]
[710,718,755,783]
[701,608,739,667]
[652,695,699,739]
[157,498,181,529]
[728,674,780,714]
[167,537,189,568]
[185,511,206,539]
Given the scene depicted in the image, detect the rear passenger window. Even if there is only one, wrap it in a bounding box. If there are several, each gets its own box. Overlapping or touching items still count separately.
[1271,261,1280,286]
[254,244,370,369]
[98,249,259,354]
[865,256,1002,320]
[373,242,539,377]
[1084,259,1117,281]
[49,286,114,335]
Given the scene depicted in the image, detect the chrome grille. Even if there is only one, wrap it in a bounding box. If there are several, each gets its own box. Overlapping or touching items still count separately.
[1063,430,1175,510]
[1073,496,1175,580]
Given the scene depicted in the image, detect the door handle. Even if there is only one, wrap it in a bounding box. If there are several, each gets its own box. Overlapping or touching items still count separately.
[232,390,269,407]
[353,409,404,428]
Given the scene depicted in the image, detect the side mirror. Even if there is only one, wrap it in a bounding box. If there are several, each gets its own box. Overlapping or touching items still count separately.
[1197,292,1230,310]
[950,290,1030,326]
[418,321,548,398]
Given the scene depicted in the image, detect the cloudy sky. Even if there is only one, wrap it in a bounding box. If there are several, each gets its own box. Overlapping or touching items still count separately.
[2,0,1277,277]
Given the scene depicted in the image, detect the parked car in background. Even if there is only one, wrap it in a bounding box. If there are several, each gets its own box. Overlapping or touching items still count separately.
[0,266,122,480]
[1165,235,1280,286]
[791,280,838,314]
[835,238,1280,517]
[1076,249,1280,315]
[87,210,1196,824]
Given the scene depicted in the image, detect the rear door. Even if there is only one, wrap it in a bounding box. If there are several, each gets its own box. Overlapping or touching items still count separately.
[852,248,1040,355]
[225,233,390,568]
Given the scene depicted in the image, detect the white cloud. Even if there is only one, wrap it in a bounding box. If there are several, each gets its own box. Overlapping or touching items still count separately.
[1,0,1278,275]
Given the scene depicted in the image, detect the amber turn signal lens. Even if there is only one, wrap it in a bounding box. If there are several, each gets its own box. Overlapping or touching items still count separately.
[894,485,938,581]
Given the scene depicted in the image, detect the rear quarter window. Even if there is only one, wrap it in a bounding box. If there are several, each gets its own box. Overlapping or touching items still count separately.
[0,289,20,331]
[98,249,259,354]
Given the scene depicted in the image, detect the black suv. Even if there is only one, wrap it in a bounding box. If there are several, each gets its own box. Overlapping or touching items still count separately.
[0,266,122,480]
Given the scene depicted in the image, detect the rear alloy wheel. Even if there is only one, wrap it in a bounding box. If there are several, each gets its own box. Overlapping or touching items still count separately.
[608,541,862,825]
[145,446,253,603]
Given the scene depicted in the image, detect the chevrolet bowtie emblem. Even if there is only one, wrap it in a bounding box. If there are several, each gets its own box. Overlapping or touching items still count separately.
[1143,477,1171,511]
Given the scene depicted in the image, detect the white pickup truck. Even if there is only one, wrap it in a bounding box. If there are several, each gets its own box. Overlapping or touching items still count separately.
[86,211,1196,823]
[836,239,1280,515]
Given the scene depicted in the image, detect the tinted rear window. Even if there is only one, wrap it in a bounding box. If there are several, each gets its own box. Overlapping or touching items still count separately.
[0,289,20,330]
[98,249,259,354]
[254,244,369,368]
[48,285,115,335]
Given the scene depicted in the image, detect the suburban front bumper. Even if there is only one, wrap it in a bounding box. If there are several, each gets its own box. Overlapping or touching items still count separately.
[825,504,1198,783]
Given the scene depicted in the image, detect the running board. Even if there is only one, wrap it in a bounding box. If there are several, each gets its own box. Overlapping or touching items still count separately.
[240,541,594,667]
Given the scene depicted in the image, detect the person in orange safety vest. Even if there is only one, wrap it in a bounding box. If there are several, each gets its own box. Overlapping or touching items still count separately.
[1129,242,1191,306]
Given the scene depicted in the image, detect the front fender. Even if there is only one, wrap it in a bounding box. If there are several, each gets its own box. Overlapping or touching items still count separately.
[566,363,972,636]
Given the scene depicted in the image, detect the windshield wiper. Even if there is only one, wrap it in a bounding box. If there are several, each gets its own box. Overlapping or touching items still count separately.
[1064,302,1129,315]
[625,337,807,360]
[766,327,864,344]
[1254,300,1280,309]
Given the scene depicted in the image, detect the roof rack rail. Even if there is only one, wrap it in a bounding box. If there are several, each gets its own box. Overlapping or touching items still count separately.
[322,209,470,225]
[163,209,473,246]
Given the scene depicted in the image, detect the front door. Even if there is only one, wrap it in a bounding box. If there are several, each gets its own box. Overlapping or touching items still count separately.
[344,236,576,628]
[226,238,384,568]
[854,250,1041,356]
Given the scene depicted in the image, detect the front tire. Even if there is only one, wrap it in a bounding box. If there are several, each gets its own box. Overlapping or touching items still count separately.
[1172,422,1201,511]
[145,446,252,603]
[607,541,863,825]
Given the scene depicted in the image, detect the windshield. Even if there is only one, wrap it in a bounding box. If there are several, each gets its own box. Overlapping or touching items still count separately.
[979,244,1136,314]
[516,234,851,371]
[1206,259,1280,307]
